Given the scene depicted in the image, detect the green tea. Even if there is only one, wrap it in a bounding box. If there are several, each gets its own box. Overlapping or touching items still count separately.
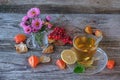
[73,35,97,67]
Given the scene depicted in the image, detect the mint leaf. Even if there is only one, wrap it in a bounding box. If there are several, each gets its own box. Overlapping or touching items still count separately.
[74,64,85,73]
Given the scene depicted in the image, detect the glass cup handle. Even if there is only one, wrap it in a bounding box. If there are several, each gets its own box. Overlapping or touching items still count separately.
[95,36,103,45]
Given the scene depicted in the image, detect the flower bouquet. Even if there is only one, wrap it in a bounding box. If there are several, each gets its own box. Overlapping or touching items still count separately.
[20,7,53,49]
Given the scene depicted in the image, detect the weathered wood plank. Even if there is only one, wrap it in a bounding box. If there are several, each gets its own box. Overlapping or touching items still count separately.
[0,13,120,39]
[0,0,120,13]
[0,13,120,79]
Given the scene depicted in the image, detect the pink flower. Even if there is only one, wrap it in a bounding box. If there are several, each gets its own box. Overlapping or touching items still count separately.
[20,16,30,28]
[32,18,42,30]
[42,21,45,24]
[20,22,26,28]
[22,16,29,21]
[47,23,53,29]
[20,21,30,28]
[27,8,40,18]
[32,27,38,33]
[46,15,51,21]
[23,26,32,34]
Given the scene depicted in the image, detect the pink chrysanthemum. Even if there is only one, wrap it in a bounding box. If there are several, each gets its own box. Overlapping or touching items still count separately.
[22,16,29,21]
[47,23,53,29]
[20,21,30,28]
[32,18,42,30]
[46,15,51,21]
[41,20,45,26]
[27,8,40,18]
[20,22,26,28]
[23,26,32,34]
[32,27,38,33]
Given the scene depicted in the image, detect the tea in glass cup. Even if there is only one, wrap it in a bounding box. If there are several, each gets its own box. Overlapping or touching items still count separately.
[72,34,102,67]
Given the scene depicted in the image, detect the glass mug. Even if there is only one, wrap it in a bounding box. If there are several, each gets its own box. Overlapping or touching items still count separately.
[72,34,102,67]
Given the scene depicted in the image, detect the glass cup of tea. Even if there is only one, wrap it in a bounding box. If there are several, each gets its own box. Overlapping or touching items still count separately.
[72,34,103,67]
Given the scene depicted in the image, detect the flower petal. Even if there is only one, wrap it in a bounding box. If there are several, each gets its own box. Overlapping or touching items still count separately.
[47,23,53,29]
[23,26,32,34]
[32,18,42,30]
[46,15,51,21]
[32,27,38,33]
[22,16,29,22]
[27,8,40,18]
[20,22,26,28]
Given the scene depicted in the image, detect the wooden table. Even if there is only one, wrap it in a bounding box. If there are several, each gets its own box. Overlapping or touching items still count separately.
[0,0,120,79]
[0,13,120,80]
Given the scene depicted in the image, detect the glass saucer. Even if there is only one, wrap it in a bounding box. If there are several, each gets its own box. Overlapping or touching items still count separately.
[67,48,108,75]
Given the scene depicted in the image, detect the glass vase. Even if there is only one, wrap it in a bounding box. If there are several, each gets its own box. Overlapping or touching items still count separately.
[26,31,48,50]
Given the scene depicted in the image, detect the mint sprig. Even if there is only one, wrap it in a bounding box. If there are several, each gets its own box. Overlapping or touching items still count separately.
[74,64,85,73]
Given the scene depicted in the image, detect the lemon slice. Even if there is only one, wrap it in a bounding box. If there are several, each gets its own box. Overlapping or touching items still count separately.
[61,49,77,65]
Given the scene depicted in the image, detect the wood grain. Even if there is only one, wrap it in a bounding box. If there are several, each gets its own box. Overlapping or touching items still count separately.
[0,13,120,80]
[0,0,120,13]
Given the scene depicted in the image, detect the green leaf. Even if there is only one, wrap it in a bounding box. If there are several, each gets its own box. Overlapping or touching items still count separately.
[35,32,44,46]
[73,64,85,73]
[39,25,46,32]
[34,25,47,46]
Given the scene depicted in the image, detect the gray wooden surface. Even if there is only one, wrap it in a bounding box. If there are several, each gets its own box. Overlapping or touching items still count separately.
[0,13,120,80]
[0,0,120,79]
[0,0,120,13]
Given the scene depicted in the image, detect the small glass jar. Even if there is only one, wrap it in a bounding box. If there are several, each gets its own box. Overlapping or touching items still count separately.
[26,31,48,50]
